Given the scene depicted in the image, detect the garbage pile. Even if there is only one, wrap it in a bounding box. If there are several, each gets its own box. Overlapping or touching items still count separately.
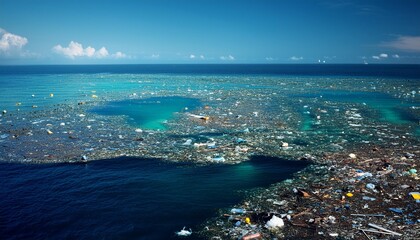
[199,141,419,239]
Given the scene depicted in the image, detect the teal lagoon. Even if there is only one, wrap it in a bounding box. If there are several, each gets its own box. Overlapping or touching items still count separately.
[91,97,201,130]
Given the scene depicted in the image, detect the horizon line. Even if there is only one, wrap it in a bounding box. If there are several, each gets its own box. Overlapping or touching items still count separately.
[1,63,420,66]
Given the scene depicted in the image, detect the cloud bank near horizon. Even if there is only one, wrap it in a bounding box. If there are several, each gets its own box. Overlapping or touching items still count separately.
[0,28,29,56]
[53,41,127,59]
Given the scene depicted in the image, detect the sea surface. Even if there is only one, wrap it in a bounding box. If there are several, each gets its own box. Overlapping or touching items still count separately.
[0,156,309,240]
[0,64,419,239]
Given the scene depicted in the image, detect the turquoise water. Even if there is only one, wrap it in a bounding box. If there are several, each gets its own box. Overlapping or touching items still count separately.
[294,90,418,131]
[91,97,201,130]
[0,74,205,112]
[317,91,417,124]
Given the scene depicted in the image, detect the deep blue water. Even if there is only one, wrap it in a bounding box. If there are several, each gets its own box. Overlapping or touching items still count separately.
[0,156,309,240]
[1,64,420,78]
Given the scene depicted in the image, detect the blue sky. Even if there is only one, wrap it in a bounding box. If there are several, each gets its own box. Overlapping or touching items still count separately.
[1,0,420,64]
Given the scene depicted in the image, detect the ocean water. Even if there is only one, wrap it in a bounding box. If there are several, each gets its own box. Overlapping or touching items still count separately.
[0,156,309,240]
[294,90,418,127]
[0,64,419,239]
[91,97,201,130]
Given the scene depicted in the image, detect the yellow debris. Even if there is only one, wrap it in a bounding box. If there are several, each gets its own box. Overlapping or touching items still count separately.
[50,93,54,97]
[92,94,98,98]
[245,217,251,224]
[346,192,354,197]
[410,192,420,200]
[46,130,53,135]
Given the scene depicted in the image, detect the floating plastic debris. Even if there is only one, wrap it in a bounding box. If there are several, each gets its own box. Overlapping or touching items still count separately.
[212,156,225,162]
[265,215,284,229]
[366,183,375,190]
[175,227,192,237]
[231,208,246,214]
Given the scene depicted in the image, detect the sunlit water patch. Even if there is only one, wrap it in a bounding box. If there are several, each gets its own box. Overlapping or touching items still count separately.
[0,156,309,240]
[91,97,201,130]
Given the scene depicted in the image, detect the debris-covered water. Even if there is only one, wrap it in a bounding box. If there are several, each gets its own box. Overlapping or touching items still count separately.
[0,64,419,239]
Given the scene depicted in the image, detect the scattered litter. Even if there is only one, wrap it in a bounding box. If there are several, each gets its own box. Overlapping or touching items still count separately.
[365,223,402,236]
[241,233,261,240]
[231,208,246,214]
[265,215,284,229]
[362,196,376,201]
[0,134,9,139]
[365,183,375,190]
[409,192,420,202]
[212,156,225,162]
[175,227,192,237]
[187,113,209,121]
[272,200,287,206]
[355,171,373,180]
[350,214,385,217]
[388,208,403,214]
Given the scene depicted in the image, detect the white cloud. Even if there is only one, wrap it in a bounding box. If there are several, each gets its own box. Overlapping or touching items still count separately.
[151,54,160,59]
[53,41,84,59]
[96,47,109,58]
[85,46,96,57]
[383,36,420,52]
[372,53,389,60]
[220,55,235,61]
[53,41,125,59]
[392,54,400,58]
[112,51,126,59]
[0,28,28,55]
[190,54,205,60]
[265,57,275,61]
[290,56,303,61]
